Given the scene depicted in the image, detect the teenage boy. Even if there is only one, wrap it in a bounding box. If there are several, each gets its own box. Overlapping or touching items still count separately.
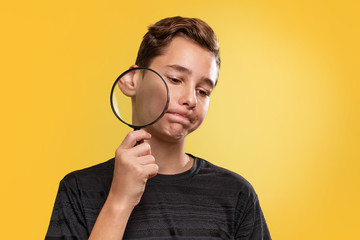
[46,16,271,239]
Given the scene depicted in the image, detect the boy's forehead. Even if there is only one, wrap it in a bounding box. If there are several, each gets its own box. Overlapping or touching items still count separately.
[149,37,218,85]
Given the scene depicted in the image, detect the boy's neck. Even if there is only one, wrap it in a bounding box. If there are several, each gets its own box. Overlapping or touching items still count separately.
[146,136,193,175]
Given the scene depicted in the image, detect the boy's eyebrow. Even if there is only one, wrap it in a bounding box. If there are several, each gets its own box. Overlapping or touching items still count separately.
[165,64,192,75]
[165,64,215,88]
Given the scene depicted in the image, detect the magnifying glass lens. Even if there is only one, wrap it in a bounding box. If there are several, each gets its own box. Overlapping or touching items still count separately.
[111,68,169,130]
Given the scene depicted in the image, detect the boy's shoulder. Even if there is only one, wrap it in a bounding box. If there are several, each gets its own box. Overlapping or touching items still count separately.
[60,158,115,189]
[195,156,258,197]
[60,155,257,198]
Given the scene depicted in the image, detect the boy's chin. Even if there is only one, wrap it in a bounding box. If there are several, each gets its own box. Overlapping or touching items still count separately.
[145,123,194,143]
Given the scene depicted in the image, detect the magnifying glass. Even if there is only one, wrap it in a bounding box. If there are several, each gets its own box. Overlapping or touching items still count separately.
[110,67,169,131]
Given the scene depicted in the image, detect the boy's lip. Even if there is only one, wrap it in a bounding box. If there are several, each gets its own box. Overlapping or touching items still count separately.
[166,110,193,123]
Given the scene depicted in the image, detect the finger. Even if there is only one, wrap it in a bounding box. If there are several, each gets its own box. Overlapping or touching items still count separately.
[128,142,151,157]
[120,130,151,149]
[134,155,155,165]
[142,163,159,179]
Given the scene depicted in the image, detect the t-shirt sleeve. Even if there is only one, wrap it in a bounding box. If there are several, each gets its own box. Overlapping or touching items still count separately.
[234,193,271,240]
[45,174,89,240]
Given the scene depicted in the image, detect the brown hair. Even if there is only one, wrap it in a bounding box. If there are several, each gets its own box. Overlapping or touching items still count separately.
[135,16,220,73]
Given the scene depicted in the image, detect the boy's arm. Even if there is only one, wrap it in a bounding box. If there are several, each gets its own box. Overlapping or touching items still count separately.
[45,130,157,240]
[89,130,158,239]
[87,195,133,240]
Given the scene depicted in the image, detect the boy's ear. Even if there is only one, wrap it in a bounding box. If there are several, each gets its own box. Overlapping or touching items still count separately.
[117,65,138,97]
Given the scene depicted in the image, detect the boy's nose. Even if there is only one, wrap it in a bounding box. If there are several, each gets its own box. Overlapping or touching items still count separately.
[179,89,197,109]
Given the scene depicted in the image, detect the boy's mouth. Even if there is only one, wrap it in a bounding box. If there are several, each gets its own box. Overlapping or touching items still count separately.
[166,111,193,123]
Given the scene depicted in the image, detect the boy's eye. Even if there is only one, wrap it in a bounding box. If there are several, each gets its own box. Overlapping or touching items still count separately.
[167,77,181,83]
[197,89,210,97]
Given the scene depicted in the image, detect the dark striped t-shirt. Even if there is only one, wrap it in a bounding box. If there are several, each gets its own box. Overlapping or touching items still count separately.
[46,154,271,239]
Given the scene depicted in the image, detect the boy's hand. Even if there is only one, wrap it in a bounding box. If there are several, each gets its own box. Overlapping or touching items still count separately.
[108,129,158,209]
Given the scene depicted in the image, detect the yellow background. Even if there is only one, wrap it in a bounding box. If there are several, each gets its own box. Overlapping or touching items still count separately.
[1,0,359,239]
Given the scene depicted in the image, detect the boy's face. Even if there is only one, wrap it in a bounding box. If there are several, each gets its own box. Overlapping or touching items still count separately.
[140,36,218,142]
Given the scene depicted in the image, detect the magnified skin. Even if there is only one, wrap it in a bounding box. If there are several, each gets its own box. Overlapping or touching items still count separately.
[133,70,168,126]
